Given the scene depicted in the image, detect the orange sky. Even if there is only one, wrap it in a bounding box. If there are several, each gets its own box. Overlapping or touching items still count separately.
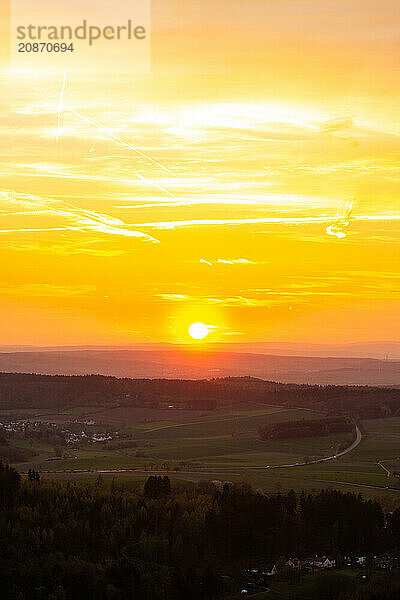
[0,0,399,346]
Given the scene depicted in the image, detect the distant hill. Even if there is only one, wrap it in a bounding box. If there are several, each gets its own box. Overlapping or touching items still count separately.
[220,340,400,359]
[0,372,400,419]
[1,340,399,358]
[0,349,399,386]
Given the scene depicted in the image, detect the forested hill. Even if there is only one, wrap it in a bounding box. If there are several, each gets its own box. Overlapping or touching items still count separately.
[1,464,400,600]
[1,372,400,418]
[0,349,399,385]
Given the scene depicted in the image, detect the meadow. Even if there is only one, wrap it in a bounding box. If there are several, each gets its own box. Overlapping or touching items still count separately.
[7,401,400,500]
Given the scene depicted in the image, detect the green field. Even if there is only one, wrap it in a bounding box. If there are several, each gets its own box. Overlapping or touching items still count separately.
[7,403,400,500]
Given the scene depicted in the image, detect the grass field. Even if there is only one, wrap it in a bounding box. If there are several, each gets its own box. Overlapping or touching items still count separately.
[8,402,400,499]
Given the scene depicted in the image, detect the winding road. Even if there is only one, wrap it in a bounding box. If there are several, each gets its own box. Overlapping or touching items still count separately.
[33,425,362,480]
[265,424,362,470]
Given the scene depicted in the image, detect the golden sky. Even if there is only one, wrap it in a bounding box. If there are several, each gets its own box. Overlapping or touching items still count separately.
[0,0,399,346]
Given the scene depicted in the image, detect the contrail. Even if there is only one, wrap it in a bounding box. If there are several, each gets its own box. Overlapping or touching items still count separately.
[56,69,67,143]
[136,174,191,206]
[128,215,340,229]
[135,173,175,197]
[54,73,174,195]
[127,213,400,230]
[66,108,175,176]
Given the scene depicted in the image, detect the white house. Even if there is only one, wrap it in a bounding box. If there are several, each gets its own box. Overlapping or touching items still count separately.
[262,563,277,576]
[286,558,302,570]
[313,556,336,569]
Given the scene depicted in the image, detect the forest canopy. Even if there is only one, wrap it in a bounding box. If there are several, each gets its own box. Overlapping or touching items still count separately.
[259,416,354,440]
[0,372,399,418]
[1,462,400,598]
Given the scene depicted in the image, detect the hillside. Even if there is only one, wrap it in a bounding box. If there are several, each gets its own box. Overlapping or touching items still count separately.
[0,349,399,385]
[1,372,400,419]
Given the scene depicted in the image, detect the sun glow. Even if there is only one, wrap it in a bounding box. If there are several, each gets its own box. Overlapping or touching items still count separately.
[0,0,399,347]
[188,322,210,340]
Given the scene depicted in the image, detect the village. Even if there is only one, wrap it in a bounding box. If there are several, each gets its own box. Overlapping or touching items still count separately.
[0,418,117,446]
[240,554,399,594]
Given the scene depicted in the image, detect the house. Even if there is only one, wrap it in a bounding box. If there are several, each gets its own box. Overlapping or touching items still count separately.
[356,556,366,566]
[301,558,315,571]
[313,556,336,569]
[374,555,397,570]
[241,568,262,586]
[286,558,301,570]
[262,563,277,576]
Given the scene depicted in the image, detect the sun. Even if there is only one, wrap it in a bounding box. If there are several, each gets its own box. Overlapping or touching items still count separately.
[188,322,209,340]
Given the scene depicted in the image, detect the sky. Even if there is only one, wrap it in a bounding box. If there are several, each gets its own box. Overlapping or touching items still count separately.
[0,0,399,347]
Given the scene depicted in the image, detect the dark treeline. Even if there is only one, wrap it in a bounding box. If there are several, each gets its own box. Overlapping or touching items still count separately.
[259,416,354,440]
[1,462,400,599]
[1,372,400,418]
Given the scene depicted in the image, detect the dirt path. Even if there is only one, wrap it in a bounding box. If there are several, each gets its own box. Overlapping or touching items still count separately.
[142,407,290,434]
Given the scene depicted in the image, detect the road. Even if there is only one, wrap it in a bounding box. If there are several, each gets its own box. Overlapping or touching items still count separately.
[266,424,362,469]
[33,467,400,495]
[31,468,244,480]
[315,478,400,493]
[377,461,391,477]
[23,423,363,479]
[22,421,370,493]
[228,587,270,599]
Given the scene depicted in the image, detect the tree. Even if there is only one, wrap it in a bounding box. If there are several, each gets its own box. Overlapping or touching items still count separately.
[162,475,171,496]
[144,475,158,499]
[275,556,288,580]
[105,584,121,600]
[0,460,20,505]
[28,468,40,483]
[144,475,171,499]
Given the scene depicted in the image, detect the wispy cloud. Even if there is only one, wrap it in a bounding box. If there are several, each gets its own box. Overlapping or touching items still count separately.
[128,212,400,233]
[200,258,255,266]
[157,294,187,300]
[0,240,128,257]
[326,200,353,238]
[0,191,160,243]
[0,283,96,298]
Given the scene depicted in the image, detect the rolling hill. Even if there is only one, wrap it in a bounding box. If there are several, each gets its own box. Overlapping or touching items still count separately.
[0,348,398,386]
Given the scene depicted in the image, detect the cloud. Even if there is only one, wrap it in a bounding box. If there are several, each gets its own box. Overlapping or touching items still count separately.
[0,191,160,243]
[326,200,353,238]
[157,294,187,300]
[200,258,254,266]
[0,240,129,257]
[129,212,400,232]
[320,116,354,134]
[0,283,96,297]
